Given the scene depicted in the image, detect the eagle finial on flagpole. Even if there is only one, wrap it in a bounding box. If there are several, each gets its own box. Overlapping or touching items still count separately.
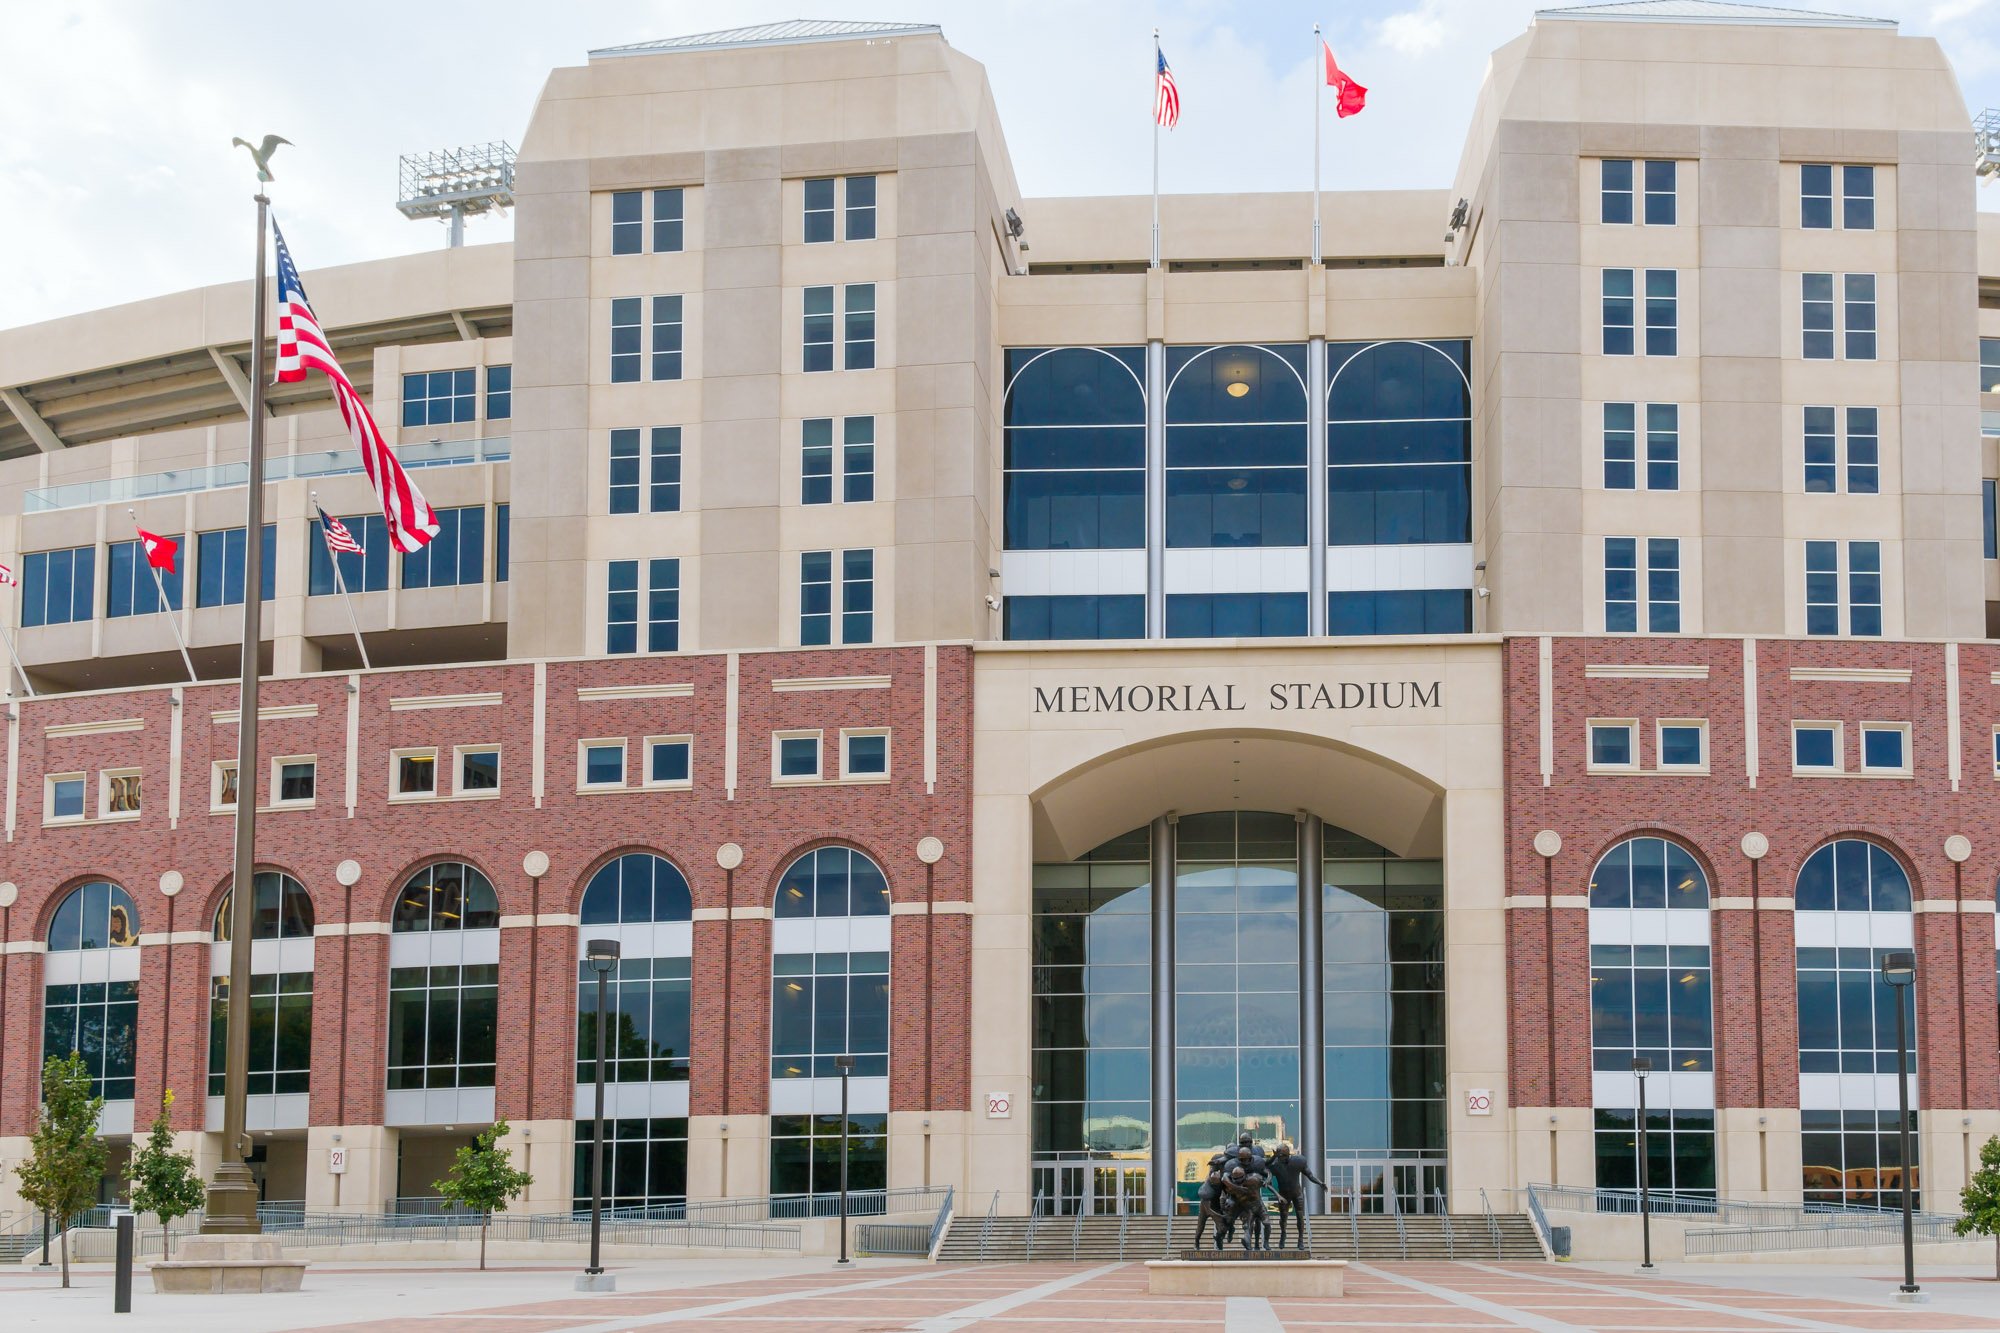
[231,134,291,183]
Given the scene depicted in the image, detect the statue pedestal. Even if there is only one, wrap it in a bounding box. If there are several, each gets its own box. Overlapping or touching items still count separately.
[1146,1257,1346,1297]
[151,1236,307,1294]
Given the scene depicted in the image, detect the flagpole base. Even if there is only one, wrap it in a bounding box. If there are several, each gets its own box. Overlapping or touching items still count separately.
[200,1162,264,1235]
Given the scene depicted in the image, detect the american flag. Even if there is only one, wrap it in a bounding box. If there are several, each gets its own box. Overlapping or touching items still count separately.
[1155,48,1180,129]
[315,504,364,555]
[272,219,439,553]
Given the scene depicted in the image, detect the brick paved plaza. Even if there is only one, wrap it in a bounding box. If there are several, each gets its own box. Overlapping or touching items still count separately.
[5,1258,2000,1332]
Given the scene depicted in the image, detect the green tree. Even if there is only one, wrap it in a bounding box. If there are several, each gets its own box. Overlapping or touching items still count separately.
[14,1052,107,1288]
[126,1090,207,1258]
[432,1118,534,1271]
[1956,1133,2000,1280]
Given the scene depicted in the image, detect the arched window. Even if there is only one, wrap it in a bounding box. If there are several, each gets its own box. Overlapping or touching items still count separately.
[1795,839,1918,1208]
[387,862,499,1102]
[208,873,315,1104]
[1588,837,1715,1197]
[392,861,498,932]
[43,881,140,1101]
[1325,339,1472,635]
[769,845,891,1200]
[573,853,693,1213]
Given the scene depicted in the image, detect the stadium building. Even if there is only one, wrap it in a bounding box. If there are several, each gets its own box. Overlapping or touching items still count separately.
[0,2,1997,1243]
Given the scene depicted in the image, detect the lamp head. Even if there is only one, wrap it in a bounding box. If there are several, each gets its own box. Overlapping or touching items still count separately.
[1631,1057,1652,1075]
[833,1054,855,1072]
[1880,951,1915,985]
[585,938,621,972]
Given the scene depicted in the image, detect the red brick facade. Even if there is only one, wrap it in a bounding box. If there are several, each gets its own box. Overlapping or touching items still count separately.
[1505,635,2000,1113]
[0,645,973,1138]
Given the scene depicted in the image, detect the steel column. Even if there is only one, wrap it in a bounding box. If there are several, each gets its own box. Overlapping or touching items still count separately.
[1298,814,1326,1211]
[1145,341,1166,638]
[1307,339,1328,635]
[1148,814,1176,1213]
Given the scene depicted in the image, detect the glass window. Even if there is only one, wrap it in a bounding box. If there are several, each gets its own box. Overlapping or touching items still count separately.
[401,505,486,589]
[844,175,876,240]
[841,549,873,644]
[801,550,832,645]
[647,738,691,786]
[651,296,683,381]
[1645,404,1679,491]
[1605,537,1638,633]
[1326,339,1471,550]
[277,760,315,804]
[774,845,890,919]
[1793,724,1839,771]
[801,418,833,506]
[1843,274,1876,361]
[1983,337,2000,394]
[1659,724,1705,769]
[1595,1108,1717,1197]
[1986,480,1997,561]
[1801,163,1833,229]
[1808,540,1881,637]
[1804,406,1837,493]
[1167,343,1309,549]
[1603,403,1636,490]
[574,1117,688,1212]
[769,1113,886,1200]
[803,285,833,372]
[47,775,85,821]
[769,950,890,1081]
[610,297,641,383]
[1842,165,1874,231]
[1805,540,1839,634]
[1803,273,1835,360]
[800,550,870,645]
[1003,346,1147,552]
[843,732,888,777]
[1643,160,1675,226]
[1603,270,1635,356]
[208,970,313,1097]
[105,535,183,618]
[391,861,501,933]
[396,751,436,796]
[842,417,875,503]
[1165,593,1308,639]
[1846,408,1878,494]
[1325,589,1471,636]
[21,545,97,628]
[1802,1109,1917,1210]
[606,558,678,654]
[309,513,388,594]
[610,190,643,255]
[195,525,276,607]
[485,365,511,421]
[653,187,684,253]
[844,284,876,370]
[102,771,141,817]
[803,177,835,243]
[386,961,497,1091]
[47,881,141,951]
[458,748,499,794]
[609,429,641,514]
[43,978,139,1101]
[582,742,625,787]
[1600,159,1633,224]
[495,503,509,584]
[400,369,476,428]
[1860,725,1907,773]
[1644,269,1678,356]
[1647,537,1680,633]
[1004,594,1145,641]
[1590,723,1635,769]
[777,735,819,779]
[576,854,692,1083]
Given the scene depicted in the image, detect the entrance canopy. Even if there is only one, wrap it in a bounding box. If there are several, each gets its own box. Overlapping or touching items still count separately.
[1029,729,1444,863]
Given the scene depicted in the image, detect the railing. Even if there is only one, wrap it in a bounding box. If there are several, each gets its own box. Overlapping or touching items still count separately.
[1392,1204,1408,1259]
[977,1190,1000,1261]
[1117,1210,1129,1259]
[1528,1182,1960,1230]
[79,1207,799,1257]
[1348,1207,1361,1257]
[1069,1203,1085,1259]
[857,1222,931,1255]
[1479,1187,1502,1258]
[1434,1189,1455,1258]
[1685,1214,1968,1257]
[925,1186,955,1259]
[586,1184,952,1225]
[1523,1184,1555,1260]
[22,438,511,513]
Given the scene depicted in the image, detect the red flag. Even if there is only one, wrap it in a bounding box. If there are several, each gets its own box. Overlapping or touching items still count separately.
[1323,41,1367,118]
[136,529,178,573]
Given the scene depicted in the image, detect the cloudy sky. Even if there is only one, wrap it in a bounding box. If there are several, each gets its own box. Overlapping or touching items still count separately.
[2,0,1995,329]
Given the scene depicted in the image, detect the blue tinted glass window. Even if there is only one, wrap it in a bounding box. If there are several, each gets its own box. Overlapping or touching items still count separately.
[610,298,641,382]
[1793,725,1836,769]
[495,504,509,584]
[1003,594,1145,641]
[1801,164,1833,229]
[1841,166,1874,230]
[803,286,834,373]
[803,177,835,243]
[584,744,624,785]
[1660,725,1703,767]
[1590,725,1632,767]
[647,558,680,653]
[485,365,511,421]
[1165,345,1308,549]
[1602,269,1635,356]
[106,537,183,617]
[1164,593,1308,638]
[1604,537,1637,633]
[846,733,887,775]
[401,505,486,589]
[1642,160,1675,226]
[1985,480,1996,560]
[1600,159,1633,224]
[1326,340,1471,549]
[401,370,476,427]
[651,296,684,381]
[1004,347,1149,551]
[844,175,876,240]
[649,740,691,784]
[610,190,643,254]
[841,548,873,644]
[653,188,684,253]
[1861,727,1904,771]
[778,736,819,777]
[1325,589,1470,637]
[800,550,832,645]
[22,545,95,628]
[195,526,275,607]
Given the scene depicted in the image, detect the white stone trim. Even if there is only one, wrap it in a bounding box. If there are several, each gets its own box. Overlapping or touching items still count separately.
[577,682,694,701]
[771,674,891,692]
[1583,663,1708,679]
[1790,666,1911,684]
[313,922,391,937]
[500,913,581,928]
[1000,549,1146,598]
[45,717,143,738]
[212,704,318,724]
[1325,542,1474,592]
[388,691,503,711]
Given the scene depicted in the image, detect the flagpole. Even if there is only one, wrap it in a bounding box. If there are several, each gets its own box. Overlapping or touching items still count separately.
[128,509,197,682]
[314,492,373,670]
[0,619,35,697]
[204,177,270,1238]
[1313,23,1323,266]
[1152,28,1162,269]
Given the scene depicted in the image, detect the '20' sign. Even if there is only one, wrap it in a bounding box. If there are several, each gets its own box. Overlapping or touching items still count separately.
[1465,1089,1493,1116]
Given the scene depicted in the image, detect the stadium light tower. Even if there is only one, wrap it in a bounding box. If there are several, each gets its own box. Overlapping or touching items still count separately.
[1977,110,2000,184]
[396,141,516,247]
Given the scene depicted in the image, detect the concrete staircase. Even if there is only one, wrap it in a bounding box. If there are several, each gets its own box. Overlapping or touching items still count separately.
[935,1212,1545,1263]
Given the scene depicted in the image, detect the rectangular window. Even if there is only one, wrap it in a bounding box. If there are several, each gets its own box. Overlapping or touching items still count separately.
[212,761,238,812]
[456,746,500,795]
[308,512,392,596]
[610,428,681,514]
[45,773,86,823]
[651,295,684,381]
[650,427,682,512]
[841,729,889,779]
[802,418,834,505]
[844,283,876,370]
[21,545,97,628]
[495,503,509,584]
[653,187,684,253]
[393,749,437,798]
[580,740,625,788]
[1643,160,1676,226]
[1986,479,1997,560]
[645,736,692,788]
[99,770,141,818]
[800,550,832,645]
[1804,406,1837,492]
[803,285,834,372]
[1848,540,1881,636]
[802,418,873,504]
[1003,594,1147,641]
[1845,407,1878,493]
[1603,536,1679,632]
[195,525,276,608]
[605,558,679,654]
[1805,539,1881,637]
[845,174,876,240]
[1805,540,1839,634]
[1647,537,1680,632]
[610,297,642,383]
[1842,165,1874,230]
[1588,721,1637,771]
[1645,404,1679,490]
[1604,536,1638,632]
[1859,723,1909,774]
[1984,337,2000,395]
[1602,269,1634,356]
[386,962,497,1092]
[274,758,315,806]
[607,560,638,653]
[1658,721,1706,771]
[1644,269,1677,356]
[1803,273,1835,360]
[803,177,836,243]
[611,190,643,255]
[1843,274,1876,361]
[841,548,874,644]
[106,535,183,618]
[1793,722,1840,772]
[485,365,511,421]
[775,732,821,781]
[1603,403,1636,489]
[401,505,486,590]
[609,429,641,514]
[1992,726,2000,776]
[400,369,476,428]
[1600,159,1633,224]
[1801,163,1833,229]
[843,416,876,502]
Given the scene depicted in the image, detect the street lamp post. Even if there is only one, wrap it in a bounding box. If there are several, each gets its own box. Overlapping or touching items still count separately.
[834,1053,854,1267]
[1880,951,1921,1301]
[1632,1057,1654,1270]
[580,938,621,1290]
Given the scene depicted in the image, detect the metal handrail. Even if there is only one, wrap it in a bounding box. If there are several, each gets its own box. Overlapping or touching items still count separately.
[1393,1204,1408,1259]
[1434,1189,1455,1258]
[1348,1207,1361,1257]
[1480,1187,1502,1258]
[1686,1214,1968,1257]
[1117,1210,1129,1259]
[1526,1182,1959,1228]
[925,1186,955,1259]
[22,439,512,514]
[1070,1204,1085,1259]
[977,1190,999,1262]
[1025,1191,1043,1261]
[1162,1206,1175,1257]
[1523,1184,1556,1260]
